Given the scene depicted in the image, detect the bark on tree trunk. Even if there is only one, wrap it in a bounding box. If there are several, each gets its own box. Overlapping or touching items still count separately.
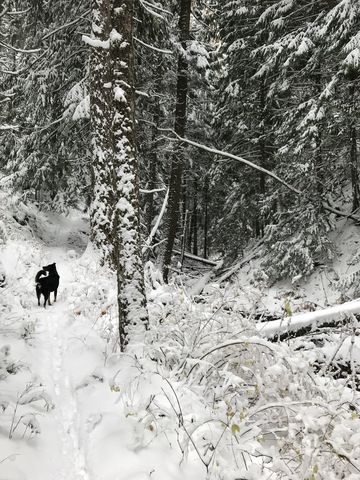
[162,0,191,283]
[146,100,160,236]
[313,67,324,196]
[349,84,359,212]
[193,177,198,256]
[111,0,149,349]
[350,126,359,212]
[203,176,209,259]
[90,0,148,351]
[89,0,113,256]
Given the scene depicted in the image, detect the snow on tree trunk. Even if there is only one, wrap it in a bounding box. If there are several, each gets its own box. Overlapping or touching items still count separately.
[89,0,148,350]
[89,0,113,260]
[110,0,149,348]
[162,0,192,283]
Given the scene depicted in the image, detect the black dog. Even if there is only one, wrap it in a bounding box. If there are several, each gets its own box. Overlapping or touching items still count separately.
[35,263,60,308]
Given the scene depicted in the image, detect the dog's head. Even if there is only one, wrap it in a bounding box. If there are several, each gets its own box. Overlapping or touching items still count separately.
[43,263,57,273]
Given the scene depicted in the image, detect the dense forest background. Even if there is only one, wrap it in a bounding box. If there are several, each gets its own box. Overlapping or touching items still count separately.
[1,0,360,282]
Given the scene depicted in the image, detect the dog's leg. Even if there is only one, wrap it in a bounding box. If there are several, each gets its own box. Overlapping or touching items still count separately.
[44,293,49,308]
[36,286,40,306]
[54,289,57,302]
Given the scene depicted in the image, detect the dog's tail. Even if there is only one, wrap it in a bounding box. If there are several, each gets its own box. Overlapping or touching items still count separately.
[35,269,47,283]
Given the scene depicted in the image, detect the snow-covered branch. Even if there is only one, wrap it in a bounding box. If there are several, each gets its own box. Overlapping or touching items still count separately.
[139,0,172,21]
[0,49,48,76]
[134,37,173,55]
[42,10,91,41]
[139,187,166,194]
[0,124,19,131]
[161,128,360,223]
[160,128,302,195]
[140,0,172,16]
[0,40,40,54]
[3,8,30,16]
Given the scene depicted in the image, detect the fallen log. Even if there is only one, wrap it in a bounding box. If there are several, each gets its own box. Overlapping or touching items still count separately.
[256,298,360,340]
[173,249,219,267]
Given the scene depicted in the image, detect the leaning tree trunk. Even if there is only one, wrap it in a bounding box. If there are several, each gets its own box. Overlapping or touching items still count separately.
[111,0,148,349]
[162,0,191,283]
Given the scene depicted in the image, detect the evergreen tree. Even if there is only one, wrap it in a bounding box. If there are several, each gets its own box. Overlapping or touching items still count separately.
[210,0,360,279]
[0,0,91,210]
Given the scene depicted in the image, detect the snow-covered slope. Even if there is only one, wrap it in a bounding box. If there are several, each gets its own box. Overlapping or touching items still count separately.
[202,216,360,316]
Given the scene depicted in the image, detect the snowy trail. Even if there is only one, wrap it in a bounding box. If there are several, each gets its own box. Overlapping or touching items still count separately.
[1,210,204,480]
[0,208,95,480]
[29,250,91,480]
[45,310,89,480]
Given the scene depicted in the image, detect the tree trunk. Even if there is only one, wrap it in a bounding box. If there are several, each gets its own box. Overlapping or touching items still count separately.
[203,176,209,259]
[146,100,160,236]
[89,0,113,257]
[111,0,149,349]
[349,84,359,212]
[257,81,267,237]
[162,0,191,283]
[192,177,198,256]
[350,126,359,211]
[313,67,324,196]
[90,0,148,351]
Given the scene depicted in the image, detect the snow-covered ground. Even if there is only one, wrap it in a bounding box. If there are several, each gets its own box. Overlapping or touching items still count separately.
[0,203,203,480]
[1,194,360,479]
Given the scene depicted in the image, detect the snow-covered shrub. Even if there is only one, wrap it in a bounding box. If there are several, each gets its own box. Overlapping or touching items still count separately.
[122,283,360,479]
[0,345,53,440]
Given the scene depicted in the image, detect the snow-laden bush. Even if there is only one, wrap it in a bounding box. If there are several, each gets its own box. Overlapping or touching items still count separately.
[0,345,53,440]
[115,279,360,479]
